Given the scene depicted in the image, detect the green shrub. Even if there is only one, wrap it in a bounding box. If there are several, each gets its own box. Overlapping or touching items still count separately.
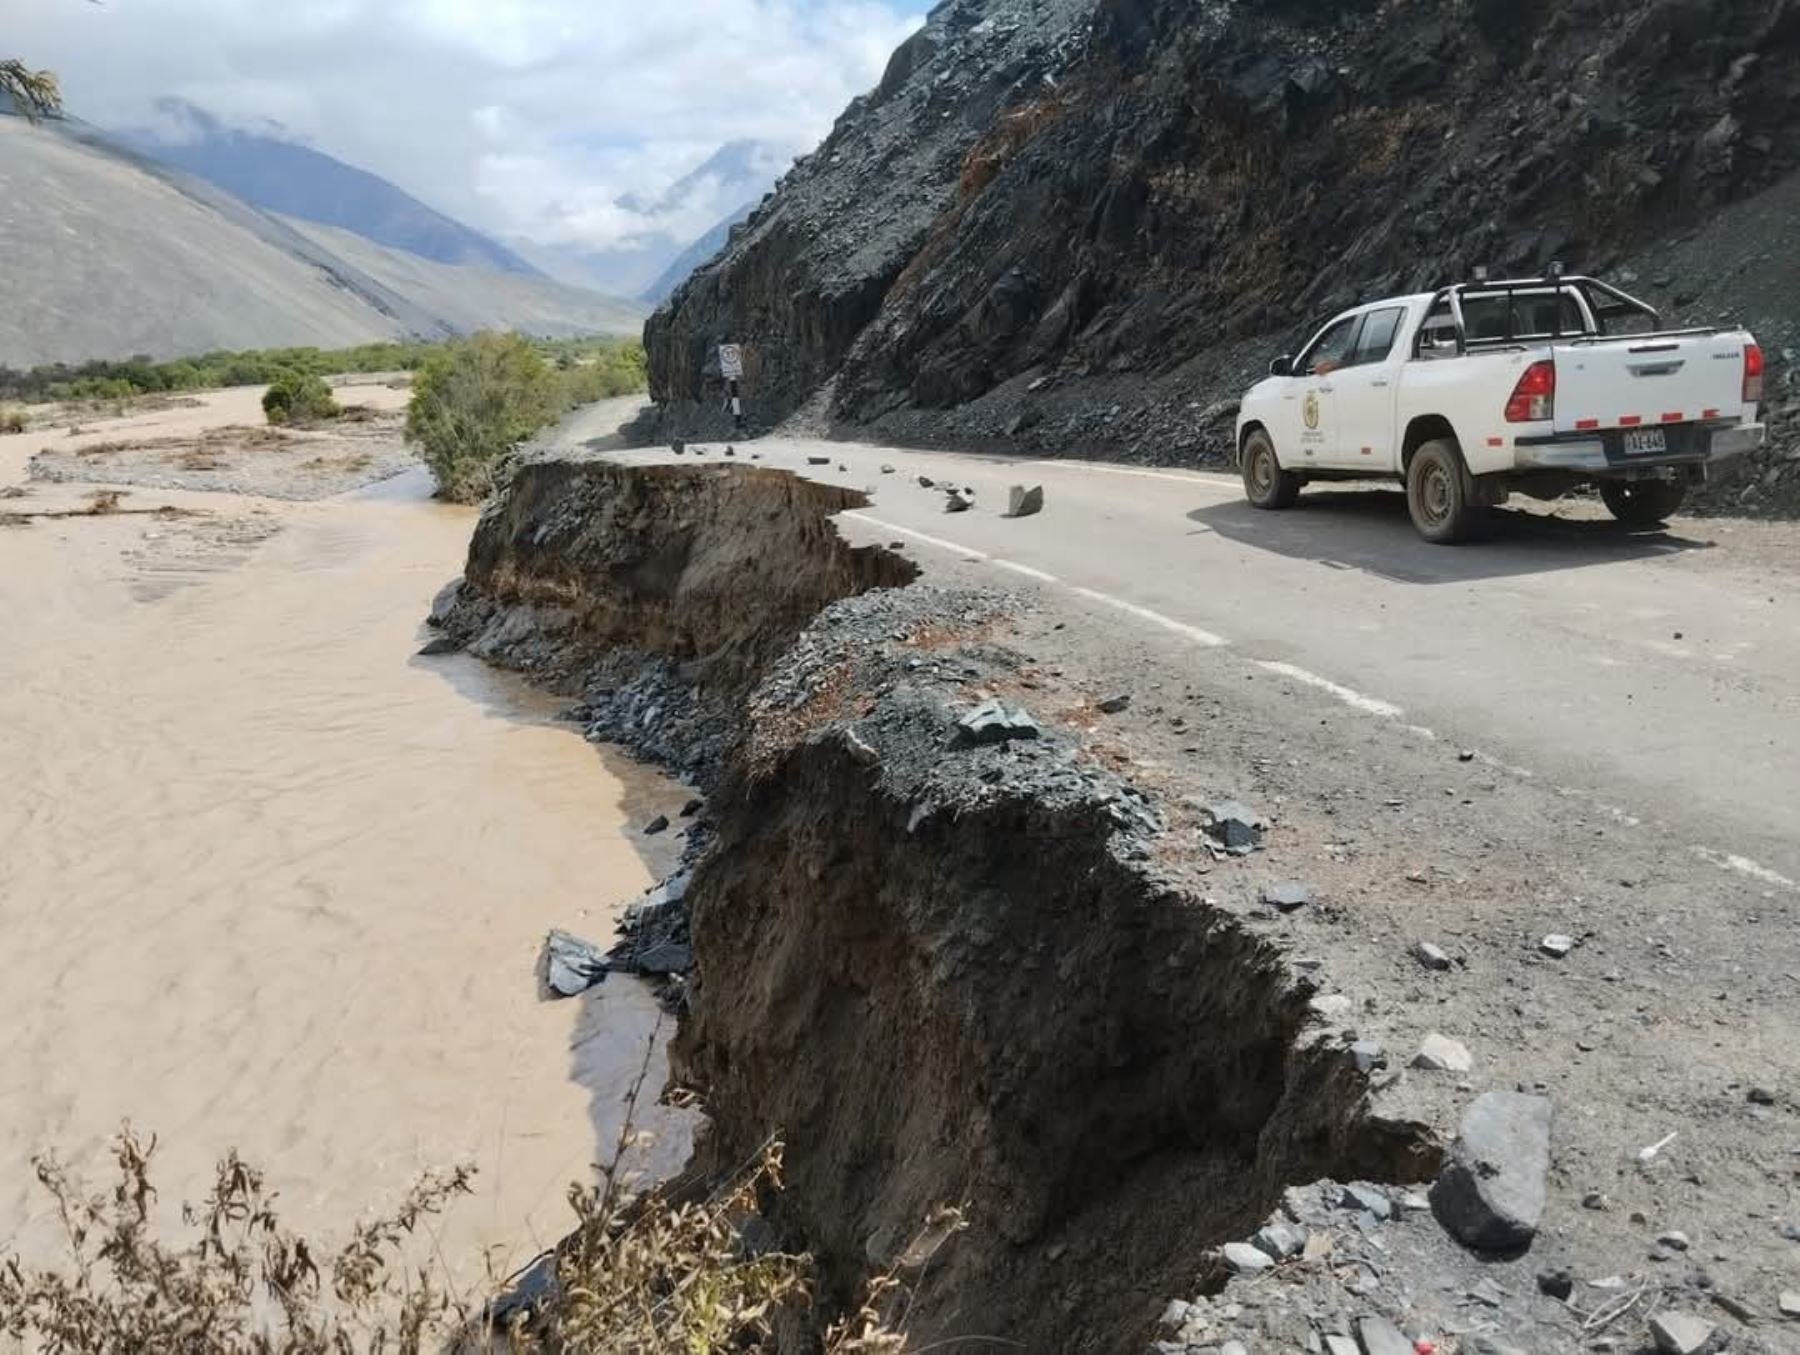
[406,333,558,502]
[262,369,340,426]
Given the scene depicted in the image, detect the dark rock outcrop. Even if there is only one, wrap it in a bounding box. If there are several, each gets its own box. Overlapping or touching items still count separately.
[647,0,1800,485]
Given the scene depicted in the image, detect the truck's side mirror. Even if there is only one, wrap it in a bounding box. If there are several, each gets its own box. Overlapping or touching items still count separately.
[1269,355,1294,377]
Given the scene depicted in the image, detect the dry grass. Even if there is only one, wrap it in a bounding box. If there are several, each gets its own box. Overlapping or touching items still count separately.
[0,1128,474,1353]
[1,405,26,435]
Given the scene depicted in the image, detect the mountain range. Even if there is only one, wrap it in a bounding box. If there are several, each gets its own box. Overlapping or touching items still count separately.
[515,140,792,301]
[119,99,542,279]
[0,109,644,370]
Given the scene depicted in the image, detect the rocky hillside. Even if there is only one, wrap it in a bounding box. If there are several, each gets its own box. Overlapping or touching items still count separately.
[647,0,1800,508]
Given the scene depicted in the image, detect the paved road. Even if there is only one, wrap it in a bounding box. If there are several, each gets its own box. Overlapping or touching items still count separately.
[559,406,1800,885]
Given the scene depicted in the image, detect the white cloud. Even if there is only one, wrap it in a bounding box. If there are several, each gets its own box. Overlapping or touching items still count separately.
[8,0,925,250]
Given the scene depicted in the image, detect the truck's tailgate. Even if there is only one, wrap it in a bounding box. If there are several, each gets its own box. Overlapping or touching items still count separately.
[1553,332,1752,432]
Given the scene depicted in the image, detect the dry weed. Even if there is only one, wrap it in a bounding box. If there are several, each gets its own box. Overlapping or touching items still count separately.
[0,1127,475,1353]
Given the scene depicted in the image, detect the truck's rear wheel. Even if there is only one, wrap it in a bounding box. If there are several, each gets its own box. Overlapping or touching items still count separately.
[1243,429,1301,510]
[1406,439,1484,544]
[1600,479,1686,528]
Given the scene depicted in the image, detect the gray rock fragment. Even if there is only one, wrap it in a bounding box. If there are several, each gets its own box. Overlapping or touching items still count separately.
[944,490,973,513]
[1349,1039,1386,1074]
[643,814,670,835]
[629,940,694,976]
[1251,1220,1305,1260]
[1323,1336,1359,1355]
[1541,933,1576,958]
[807,455,831,465]
[1202,800,1264,854]
[1648,1311,1716,1355]
[1432,1091,1553,1253]
[1096,692,1132,714]
[917,475,935,488]
[1356,1315,1412,1355]
[417,635,461,656]
[1414,941,1453,971]
[427,577,464,626]
[1412,1032,1473,1072]
[881,464,896,474]
[951,698,1041,747]
[1006,484,1045,518]
[540,929,607,998]
[1264,882,1311,912]
[1340,1182,1392,1220]
[1657,1229,1691,1252]
[1221,1241,1274,1274]
[1779,1289,1800,1317]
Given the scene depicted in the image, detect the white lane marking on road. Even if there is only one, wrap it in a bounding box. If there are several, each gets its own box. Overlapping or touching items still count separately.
[844,512,1224,646]
[844,513,990,561]
[991,559,1060,583]
[1066,587,1228,647]
[1021,460,1242,492]
[1255,661,1406,720]
[1693,846,1797,890]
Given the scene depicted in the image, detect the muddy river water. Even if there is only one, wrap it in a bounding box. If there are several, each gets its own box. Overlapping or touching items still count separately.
[0,390,690,1293]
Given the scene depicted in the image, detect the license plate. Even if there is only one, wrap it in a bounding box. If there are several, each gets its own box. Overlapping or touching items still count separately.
[1622,427,1669,456]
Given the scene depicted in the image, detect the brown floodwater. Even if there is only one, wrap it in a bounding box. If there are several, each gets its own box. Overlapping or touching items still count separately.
[0,398,691,1295]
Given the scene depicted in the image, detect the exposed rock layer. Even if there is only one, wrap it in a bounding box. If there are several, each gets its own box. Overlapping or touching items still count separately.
[647,0,1800,505]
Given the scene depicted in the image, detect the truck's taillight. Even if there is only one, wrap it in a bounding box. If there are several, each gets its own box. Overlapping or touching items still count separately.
[1744,343,1764,405]
[1505,360,1556,423]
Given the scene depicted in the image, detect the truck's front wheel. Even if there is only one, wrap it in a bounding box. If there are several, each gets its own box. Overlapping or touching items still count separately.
[1600,479,1686,528]
[1243,429,1301,510]
[1407,439,1484,545]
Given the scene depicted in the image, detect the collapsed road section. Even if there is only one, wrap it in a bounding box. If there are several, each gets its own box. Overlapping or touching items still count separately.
[428,453,1439,1351]
[427,452,1800,1354]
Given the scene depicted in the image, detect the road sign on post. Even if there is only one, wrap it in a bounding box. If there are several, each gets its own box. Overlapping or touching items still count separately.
[718,344,744,381]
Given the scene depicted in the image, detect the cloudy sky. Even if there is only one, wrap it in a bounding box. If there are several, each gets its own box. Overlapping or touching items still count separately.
[12,0,926,251]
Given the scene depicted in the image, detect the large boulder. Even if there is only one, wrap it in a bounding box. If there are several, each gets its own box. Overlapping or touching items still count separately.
[1432,1092,1552,1253]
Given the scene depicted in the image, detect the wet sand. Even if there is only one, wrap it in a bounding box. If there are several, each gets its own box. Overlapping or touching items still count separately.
[0,388,688,1295]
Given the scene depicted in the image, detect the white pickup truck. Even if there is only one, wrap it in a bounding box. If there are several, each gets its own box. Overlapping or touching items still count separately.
[1234,273,1766,543]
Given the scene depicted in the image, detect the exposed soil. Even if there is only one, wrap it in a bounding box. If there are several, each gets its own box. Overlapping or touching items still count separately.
[441,451,1800,1353]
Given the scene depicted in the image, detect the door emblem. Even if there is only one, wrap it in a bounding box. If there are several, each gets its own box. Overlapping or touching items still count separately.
[1303,391,1321,430]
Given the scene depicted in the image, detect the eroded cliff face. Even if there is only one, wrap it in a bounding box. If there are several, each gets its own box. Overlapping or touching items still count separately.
[675,709,1432,1352]
[439,459,1438,1351]
[436,458,916,693]
[647,0,1799,478]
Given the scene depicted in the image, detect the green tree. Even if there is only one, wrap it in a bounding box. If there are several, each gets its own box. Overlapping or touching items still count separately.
[1,60,61,122]
[406,332,558,503]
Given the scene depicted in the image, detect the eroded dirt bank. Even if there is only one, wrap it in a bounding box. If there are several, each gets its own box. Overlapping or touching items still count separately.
[435,456,1446,1351]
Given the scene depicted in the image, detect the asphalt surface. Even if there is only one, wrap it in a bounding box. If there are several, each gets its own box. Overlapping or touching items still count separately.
[560,404,1800,889]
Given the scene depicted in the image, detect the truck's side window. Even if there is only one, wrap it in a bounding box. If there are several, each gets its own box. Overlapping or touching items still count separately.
[1416,300,1458,358]
[1299,315,1361,376]
[1348,307,1405,366]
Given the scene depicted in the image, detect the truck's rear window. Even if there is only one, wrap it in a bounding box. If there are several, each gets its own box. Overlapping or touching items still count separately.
[1461,291,1590,340]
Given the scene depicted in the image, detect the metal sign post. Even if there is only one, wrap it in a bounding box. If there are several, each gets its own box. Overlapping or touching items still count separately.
[718,344,746,436]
